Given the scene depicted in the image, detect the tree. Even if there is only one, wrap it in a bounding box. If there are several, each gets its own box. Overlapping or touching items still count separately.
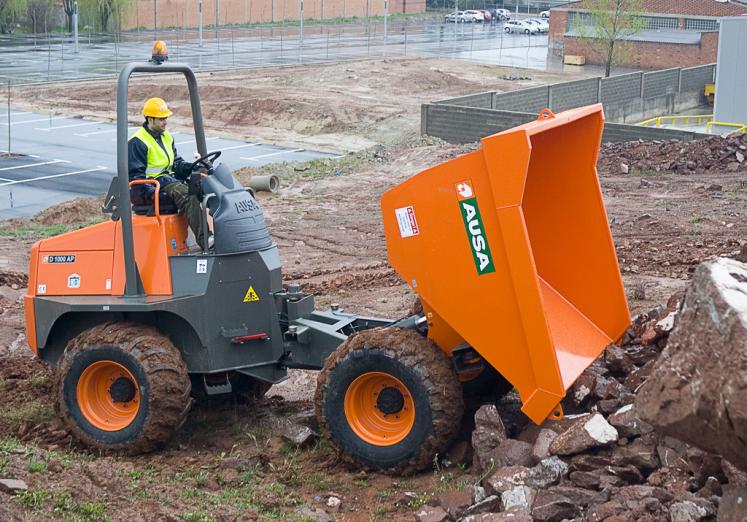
[62,0,74,32]
[0,0,25,33]
[26,0,53,33]
[78,0,133,32]
[575,0,646,77]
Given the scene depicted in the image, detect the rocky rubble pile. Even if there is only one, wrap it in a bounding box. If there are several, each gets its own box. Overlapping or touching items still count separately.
[414,287,747,521]
[597,134,747,175]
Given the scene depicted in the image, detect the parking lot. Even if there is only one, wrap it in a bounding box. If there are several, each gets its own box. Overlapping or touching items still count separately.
[0,19,555,85]
[0,109,338,218]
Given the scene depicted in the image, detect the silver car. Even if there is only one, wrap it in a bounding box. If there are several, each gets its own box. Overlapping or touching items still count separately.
[503,20,539,34]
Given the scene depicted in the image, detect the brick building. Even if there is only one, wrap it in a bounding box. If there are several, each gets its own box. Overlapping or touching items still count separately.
[549,0,747,69]
[125,0,424,31]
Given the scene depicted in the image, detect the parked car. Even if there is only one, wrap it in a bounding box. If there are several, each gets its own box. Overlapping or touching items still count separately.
[479,9,492,23]
[540,10,550,18]
[444,11,466,22]
[491,8,511,21]
[527,18,549,32]
[463,10,485,23]
[503,20,539,34]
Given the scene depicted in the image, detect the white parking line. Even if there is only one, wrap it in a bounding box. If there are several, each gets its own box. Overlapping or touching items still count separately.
[0,159,70,171]
[0,116,68,126]
[75,126,138,138]
[175,137,218,146]
[36,121,101,132]
[241,148,304,161]
[0,167,107,187]
[219,143,261,152]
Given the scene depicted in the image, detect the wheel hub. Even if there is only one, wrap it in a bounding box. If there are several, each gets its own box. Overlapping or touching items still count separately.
[109,377,137,403]
[343,372,416,446]
[77,360,140,432]
[376,386,405,415]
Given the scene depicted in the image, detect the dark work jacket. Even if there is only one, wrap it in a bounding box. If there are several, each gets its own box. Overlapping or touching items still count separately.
[128,122,191,201]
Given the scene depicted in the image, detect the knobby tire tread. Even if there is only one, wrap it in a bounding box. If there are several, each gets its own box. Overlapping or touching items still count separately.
[315,328,464,475]
[56,321,192,455]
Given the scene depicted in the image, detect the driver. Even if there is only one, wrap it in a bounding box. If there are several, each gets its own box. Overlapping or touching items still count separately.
[128,97,209,248]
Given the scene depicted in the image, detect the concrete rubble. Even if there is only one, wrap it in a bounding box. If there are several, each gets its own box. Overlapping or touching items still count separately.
[413,258,747,520]
[598,134,747,175]
[636,257,747,472]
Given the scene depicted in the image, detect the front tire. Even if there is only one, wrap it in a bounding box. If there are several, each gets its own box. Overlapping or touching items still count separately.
[316,328,463,475]
[57,321,192,455]
[504,26,511,33]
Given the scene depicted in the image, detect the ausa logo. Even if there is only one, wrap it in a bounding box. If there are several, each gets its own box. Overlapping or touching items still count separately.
[456,180,495,275]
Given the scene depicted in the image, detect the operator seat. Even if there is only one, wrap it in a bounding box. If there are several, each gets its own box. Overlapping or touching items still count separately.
[130,187,179,216]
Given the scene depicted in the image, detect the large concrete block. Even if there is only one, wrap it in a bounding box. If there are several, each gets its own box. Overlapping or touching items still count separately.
[636,257,747,471]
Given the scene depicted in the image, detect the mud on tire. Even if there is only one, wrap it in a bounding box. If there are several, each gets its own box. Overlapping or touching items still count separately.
[57,321,192,455]
[315,328,464,475]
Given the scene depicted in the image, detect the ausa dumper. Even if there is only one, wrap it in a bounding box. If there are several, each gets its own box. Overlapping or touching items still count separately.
[24,49,630,472]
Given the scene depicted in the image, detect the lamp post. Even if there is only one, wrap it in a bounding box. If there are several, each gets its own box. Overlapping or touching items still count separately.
[73,0,79,53]
[198,0,203,47]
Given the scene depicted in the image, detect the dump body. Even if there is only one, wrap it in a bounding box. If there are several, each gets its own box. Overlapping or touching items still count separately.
[381,104,631,424]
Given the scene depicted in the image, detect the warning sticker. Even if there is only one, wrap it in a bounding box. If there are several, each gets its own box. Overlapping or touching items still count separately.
[395,206,419,238]
[243,286,260,302]
[67,273,81,289]
[196,259,207,274]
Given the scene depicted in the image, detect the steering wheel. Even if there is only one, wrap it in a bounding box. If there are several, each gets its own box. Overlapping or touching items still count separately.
[190,150,222,172]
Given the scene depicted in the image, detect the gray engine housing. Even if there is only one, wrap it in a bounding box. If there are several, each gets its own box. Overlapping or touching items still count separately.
[201,163,273,254]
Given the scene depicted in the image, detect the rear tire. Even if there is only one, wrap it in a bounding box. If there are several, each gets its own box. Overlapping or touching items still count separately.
[504,26,511,33]
[57,321,192,455]
[316,328,463,475]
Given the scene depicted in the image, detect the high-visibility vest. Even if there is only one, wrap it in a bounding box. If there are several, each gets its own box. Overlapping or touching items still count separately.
[130,127,175,178]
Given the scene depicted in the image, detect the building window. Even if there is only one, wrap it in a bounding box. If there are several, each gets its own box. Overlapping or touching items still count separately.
[639,15,678,30]
[685,18,719,31]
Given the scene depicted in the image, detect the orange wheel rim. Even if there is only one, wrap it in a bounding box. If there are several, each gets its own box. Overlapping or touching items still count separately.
[77,361,140,431]
[343,372,415,446]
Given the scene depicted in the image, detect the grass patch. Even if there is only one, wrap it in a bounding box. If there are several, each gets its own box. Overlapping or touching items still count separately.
[53,491,110,521]
[27,459,46,473]
[14,489,52,510]
[0,218,104,240]
[0,400,54,424]
[689,215,704,224]
[182,513,217,522]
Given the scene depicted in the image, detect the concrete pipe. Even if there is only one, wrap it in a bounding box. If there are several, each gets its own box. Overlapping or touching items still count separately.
[248,175,280,193]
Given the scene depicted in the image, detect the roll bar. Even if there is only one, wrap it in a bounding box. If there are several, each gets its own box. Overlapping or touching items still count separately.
[116,62,208,296]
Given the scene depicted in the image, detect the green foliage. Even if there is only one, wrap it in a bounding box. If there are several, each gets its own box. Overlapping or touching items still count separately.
[53,491,110,521]
[27,459,46,472]
[0,0,25,33]
[14,489,52,509]
[575,0,646,76]
[0,217,104,240]
[77,0,134,32]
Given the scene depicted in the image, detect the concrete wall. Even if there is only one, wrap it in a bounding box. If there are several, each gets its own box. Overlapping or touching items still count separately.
[435,92,494,109]
[421,104,711,144]
[549,78,600,113]
[443,63,713,129]
[492,86,549,113]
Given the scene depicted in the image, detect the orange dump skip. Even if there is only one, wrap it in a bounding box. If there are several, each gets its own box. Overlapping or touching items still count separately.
[381,104,631,424]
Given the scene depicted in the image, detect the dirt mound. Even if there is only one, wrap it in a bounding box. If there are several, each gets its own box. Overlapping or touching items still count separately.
[0,271,28,288]
[32,197,103,226]
[598,134,747,175]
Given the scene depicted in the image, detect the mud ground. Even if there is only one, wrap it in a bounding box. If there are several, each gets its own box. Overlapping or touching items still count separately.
[0,56,745,520]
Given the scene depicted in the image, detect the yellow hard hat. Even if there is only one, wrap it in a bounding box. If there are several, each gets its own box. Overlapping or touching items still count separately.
[142,97,173,118]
